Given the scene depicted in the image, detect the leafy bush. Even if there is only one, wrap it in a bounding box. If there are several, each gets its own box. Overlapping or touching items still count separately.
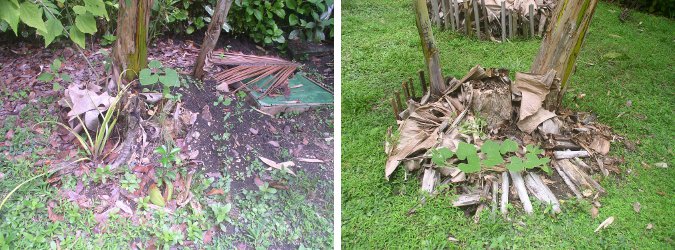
[0,0,333,47]
[229,0,334,45]
[0,0,113,48]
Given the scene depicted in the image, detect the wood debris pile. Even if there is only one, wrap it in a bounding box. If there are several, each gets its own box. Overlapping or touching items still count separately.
[385,65,622,217]
[210,53,300,98]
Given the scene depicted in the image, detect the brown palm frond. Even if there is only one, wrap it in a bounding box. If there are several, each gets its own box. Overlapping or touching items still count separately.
[211,53,300,98]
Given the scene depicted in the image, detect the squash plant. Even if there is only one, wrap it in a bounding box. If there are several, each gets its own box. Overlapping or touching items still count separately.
[431,139,551,174]
[0,0,108,48]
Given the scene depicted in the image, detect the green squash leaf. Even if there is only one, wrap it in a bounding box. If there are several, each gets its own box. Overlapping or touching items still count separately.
[500,139,518,154]
[148,60,162,69]
[506,156,525,172]
[431,147,454,166]
[456,142,480,173]
[481,140,504,167]
[159,68,179,87]
[139,68,158,85]
[19,2,46,33]
[75,12,97,34]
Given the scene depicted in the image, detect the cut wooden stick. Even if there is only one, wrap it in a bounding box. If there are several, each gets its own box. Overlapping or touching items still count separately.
[510,170,533,214]
[481,0,489,38]
[500,172,509,215]
[430,0,442,26]
[441,0,450,30]
[524,172,561,213]
[421,168,439,193]
[472,0,481,40]
[391,97,400,120]
[453,193,481,207]
[554,161,583,199]
[408,77,415,97]
[407,79,416,99]
[394,91,403,111]
[491,178,498,216]
[448,0,456,30]
[418,70,427,93]
[454,0,460,33]
[529,4,535,38]
[500,1,506,41]
[554,150,590,159]
[402,81,410,100]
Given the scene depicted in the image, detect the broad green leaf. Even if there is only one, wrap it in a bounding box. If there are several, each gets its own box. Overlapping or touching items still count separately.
[69,26,86,48]
[39,18,64,47]
[481,140,504,167]
[84,0,108,20]
[138,68,158,85]
[72,5,86,15]
[37,72,54,82]
[0,0,20,35]
[456,142,480,173]
[159,68,179,87]
[525,144,544,155]
[19,2,46,33]
[61,74,72,82]
[253,9,262,21]
[53,82,62,91]
[75,12,97,34]
[285,0,296,9]
[148,60,162,69]
[431,147,454,166]
[186,25,194,34]
[288,14,298,26]
[506,156,525,172]
[273,8,285,18]
[149,185,165,207]
[500,139,518,154]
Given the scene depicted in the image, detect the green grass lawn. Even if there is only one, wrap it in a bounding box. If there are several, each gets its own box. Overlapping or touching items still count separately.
[342,1,674,248]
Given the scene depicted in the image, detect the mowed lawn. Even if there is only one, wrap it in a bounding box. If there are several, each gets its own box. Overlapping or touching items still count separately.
[341,0,674,248]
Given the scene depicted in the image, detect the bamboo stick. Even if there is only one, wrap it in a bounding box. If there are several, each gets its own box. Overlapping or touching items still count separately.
[481,0,489,38]
[473,0,481,40]
[442,0,450,30]
[553,161,583,199]
[448,0,456,30]
[510,170,533,214]
[454,0,460,33]
[391,97,400,120]
[529,4,535,38]
[418,70,427,93]
[402,81,410,100]
[407,79,416,99]
[500,1,506,41]
[430,0,441,26]
[500,172,509,215]
[394,91,403,111]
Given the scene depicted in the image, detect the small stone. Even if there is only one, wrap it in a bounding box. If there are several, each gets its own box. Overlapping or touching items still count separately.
[646,223,653,230]
[654,162,668,168]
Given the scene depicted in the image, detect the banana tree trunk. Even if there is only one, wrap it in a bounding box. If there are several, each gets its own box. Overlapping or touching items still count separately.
[531,0,598,110]
[413,0,444,98]
[112,0,153,83]
[193,0,234,79]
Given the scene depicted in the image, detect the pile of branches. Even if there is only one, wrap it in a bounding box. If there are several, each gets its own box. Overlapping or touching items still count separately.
[427,0,557,40]
[385,65,622,217]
